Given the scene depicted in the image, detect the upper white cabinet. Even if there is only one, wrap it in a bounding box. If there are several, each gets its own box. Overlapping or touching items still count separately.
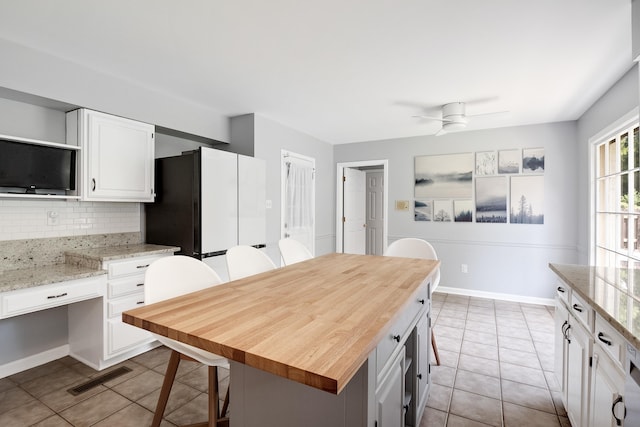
[66,109,155,202]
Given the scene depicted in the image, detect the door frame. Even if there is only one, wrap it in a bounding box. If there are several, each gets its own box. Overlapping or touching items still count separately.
[336,160,388,253]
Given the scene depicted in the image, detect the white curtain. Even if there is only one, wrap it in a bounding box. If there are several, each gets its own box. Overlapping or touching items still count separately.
[284,160,314,253]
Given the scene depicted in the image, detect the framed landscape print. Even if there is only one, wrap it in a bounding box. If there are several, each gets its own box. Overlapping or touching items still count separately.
[475,176,508,223]
[522,148,545,173]
[415,153,473,199]
[510,175,544,223]
[414,200,432,221]
[454,200,473,222]
[498,149,521,174]
[475,151,497,176]
[433,200,453,222]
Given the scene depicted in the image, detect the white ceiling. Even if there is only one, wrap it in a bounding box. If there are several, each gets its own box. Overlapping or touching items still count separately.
[0,0,634,144]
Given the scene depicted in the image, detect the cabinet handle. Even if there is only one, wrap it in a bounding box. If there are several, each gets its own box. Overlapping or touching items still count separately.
[136,283,144,287]
[564,324,571,344]
[572,304,583,313]
[417,373,422,379]
[561,320,568,337]
[137,301,144,305]
[392,335,401,342]
[91,178,96,191]
[418,299,425,305]
[557,286,565,293]
[47,292,68,299]
[611,396,625,426]
[136,264,150,269]
[598,332,613,346]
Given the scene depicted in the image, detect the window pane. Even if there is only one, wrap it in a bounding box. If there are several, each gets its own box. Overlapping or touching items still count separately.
[609,139,617,174]
[634,126,639,170]
[598,179,606,211]
[635,171,640,213]
[607,176,618,212]
[599,143,606,177]
[621,173,629,211]
[621,132,629,171]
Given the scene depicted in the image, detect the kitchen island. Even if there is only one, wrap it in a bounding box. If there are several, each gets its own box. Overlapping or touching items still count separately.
[123,253,439,427]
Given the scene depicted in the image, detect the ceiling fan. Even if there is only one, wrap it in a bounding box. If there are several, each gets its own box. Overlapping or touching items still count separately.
[413,102,508,136]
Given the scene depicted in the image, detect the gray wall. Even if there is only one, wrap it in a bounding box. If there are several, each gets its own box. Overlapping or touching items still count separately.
[335,122,579,300]
[576,64,640,263]
[241,114,335,263]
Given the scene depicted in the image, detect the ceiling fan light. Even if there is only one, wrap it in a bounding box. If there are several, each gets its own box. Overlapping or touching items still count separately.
[442,121,467,131]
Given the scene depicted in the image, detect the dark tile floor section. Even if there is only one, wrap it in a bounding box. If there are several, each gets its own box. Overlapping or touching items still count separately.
[0,293,567,426]
[420,293,570,427]
[0,346,229,427]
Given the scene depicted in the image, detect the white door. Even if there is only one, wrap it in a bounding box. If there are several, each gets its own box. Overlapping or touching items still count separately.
[366,171,384,255]
[239,154,266,247]
[281,151,315,256]
[343,168,366,254]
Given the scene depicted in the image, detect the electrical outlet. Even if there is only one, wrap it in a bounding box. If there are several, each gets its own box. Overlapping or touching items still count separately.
[461,264,468,273]
[47,211,59,226]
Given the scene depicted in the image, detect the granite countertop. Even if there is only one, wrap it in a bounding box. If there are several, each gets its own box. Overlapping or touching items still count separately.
[549,263,640,350]
[1,244,180,293]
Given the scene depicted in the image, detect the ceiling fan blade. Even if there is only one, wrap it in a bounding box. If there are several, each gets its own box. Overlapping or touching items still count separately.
[466,110,509,118]
[411,114,445,122]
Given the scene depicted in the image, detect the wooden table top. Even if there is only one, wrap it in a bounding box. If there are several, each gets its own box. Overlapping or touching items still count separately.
[123,253,439,394]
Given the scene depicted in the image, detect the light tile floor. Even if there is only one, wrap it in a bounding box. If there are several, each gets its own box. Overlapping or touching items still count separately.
[0,293,568,426]
[421,292,570,427]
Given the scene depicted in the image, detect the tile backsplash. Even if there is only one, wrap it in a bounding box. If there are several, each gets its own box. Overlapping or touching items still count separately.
[0,199,141,241]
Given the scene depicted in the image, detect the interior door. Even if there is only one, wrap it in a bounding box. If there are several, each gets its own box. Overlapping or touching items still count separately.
[343,168,366,254]
[366,171,384,255]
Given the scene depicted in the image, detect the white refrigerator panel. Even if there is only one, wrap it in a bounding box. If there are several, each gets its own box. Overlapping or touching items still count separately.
[201,148,238,254]
[238,155,266,247]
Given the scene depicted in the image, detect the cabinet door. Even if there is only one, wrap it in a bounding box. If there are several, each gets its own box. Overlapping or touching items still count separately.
[566,317,592,427]
[590,346,625,427]
[554,299,569,398]
[415,313,430,415]
[376,348,405,427]
[238,154,266,247]
[84,110,155,201]
[200,147,238,254]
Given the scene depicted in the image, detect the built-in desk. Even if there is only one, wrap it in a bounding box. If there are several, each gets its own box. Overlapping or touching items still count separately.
[124,253,438,427]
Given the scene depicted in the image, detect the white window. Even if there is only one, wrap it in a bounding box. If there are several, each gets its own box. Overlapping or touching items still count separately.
[592,111,640,268]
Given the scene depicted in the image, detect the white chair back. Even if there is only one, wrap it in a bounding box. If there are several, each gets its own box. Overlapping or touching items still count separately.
[384,238,440,291]
[278,238,313,266]
[226,245,277,281]
[145,255,223,304]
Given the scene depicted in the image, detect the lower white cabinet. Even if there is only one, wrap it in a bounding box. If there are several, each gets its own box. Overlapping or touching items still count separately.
[376,346,405,427]
[69,253,170,370]
[553,279,628,427]
[590,345,626,427]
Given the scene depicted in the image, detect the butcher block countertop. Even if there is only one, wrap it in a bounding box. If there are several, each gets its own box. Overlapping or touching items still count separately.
[123,253,439,394]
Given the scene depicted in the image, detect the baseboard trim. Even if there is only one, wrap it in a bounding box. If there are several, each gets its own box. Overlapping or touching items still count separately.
[0,344,70,379]
[436,286,555,306]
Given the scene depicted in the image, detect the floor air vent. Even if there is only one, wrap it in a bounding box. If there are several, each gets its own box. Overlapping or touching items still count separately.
[67,366,132,396]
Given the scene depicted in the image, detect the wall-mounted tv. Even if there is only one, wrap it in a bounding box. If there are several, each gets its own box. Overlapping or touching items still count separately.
[0,139,76,193]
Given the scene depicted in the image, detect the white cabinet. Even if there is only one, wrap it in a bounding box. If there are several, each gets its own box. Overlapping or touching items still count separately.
[414,313,431,416]
[554,297,569,395]
[590,345,626,427]
[565,313,592,427]
[66,108,155,202]
[376,347,405,427]
[69,253,169,370]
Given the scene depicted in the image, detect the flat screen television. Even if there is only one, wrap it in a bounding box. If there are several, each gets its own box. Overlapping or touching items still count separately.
[0,139,76,193]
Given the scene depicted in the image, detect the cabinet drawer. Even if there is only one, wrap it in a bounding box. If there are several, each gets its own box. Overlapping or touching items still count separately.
[569,292,593,332]
[107,254,168,279]
[594,314,625,370]
[108,276,145,298]
[1,275,105,319]
[108,293,145,318]
[107,318,153,356]
[376,284,429,378]
[555,281,570,306]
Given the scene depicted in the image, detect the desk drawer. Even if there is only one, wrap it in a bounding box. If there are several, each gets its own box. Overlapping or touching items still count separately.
[108,276,145,298]
[107,254,168,279]
[108,293,145,318]
[1,275,105,319]
[555,281,570,306]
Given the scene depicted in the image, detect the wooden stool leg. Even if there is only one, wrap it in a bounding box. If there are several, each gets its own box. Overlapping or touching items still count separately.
[208,366,220,427]
[431,328,441,366]
[152,350,181,427]
[220,386,230,418]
